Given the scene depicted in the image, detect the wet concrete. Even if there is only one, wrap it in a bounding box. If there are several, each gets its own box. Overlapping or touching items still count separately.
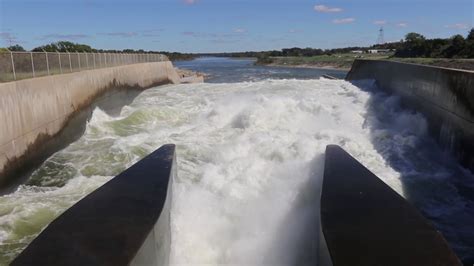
[11,144,175,266]
[346,59,474,173]
[0,62,180,188]
[0,85,151,194]
[321,145,461,266]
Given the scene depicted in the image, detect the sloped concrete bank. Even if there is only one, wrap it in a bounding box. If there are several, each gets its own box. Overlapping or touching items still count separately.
[346,59,474,172]
[0,61,181,187]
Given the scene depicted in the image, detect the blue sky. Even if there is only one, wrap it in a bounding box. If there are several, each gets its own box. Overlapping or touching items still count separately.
[0,0,473,52]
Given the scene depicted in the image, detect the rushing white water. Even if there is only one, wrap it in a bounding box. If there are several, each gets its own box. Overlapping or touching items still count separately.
[1,78,465,264]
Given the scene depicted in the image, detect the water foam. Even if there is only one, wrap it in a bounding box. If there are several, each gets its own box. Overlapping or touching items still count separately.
[1,78,458,264]
[163,79,405,265]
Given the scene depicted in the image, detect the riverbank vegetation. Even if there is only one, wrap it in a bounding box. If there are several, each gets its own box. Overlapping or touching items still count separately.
[0,41,197,61]
[257,53,389,70]
[252,29,474,70]
[394,31,474,58]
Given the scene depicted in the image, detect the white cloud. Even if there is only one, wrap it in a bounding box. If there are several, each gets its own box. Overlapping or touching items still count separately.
[288,29,302,33]
[0,32,23,46]
[38,34,90,40]
[373,20,387,25]
[183,0,197,5]
[181,31,244,40]
[314,5,343,13]
[0,32,16,41]
[182,31,198,36]
[332,18,355,24]
[100,32,138,37]
[396,22,408,27]
[445,23,469,30]
[141,29,164,37]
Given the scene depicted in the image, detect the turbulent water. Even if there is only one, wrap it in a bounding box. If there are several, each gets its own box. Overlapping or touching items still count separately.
[0,58,473,264]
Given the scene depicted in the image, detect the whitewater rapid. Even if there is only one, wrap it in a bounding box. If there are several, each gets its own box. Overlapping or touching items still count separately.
[2,78,467,264]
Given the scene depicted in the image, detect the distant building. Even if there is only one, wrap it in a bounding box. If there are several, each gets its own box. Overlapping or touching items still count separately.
[351,50,364,54]
[368,49,392,54]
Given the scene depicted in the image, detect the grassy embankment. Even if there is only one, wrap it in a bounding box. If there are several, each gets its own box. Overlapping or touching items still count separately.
[388,57,474,71]
[258,53,389,70]
[258,53,474,71]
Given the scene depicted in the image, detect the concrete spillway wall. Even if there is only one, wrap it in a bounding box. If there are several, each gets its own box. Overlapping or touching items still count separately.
[321,145,461,265]
[0,61,180,186]
[11,144,175,266]
[346,59,474,172]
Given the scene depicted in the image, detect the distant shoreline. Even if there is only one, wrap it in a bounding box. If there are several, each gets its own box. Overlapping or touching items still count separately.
[258,57,474,72]
[263,62,351,71]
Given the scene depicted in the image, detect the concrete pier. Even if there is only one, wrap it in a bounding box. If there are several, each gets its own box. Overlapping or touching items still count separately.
[321,145,461,266]
[11,144,175,266]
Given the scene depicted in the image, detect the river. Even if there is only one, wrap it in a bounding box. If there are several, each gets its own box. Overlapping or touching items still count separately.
[0,58,472,264]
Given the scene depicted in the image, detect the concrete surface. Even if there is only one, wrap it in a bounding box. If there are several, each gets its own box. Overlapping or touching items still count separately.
[346,59,474,172]
[321,145,461,266]
[11,144,175,266]
[0,61,180,186]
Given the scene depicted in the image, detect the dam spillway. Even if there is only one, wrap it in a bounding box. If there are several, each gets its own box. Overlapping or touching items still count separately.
[11,143,461,266]
[0,59,181,188]
[0,58,473,264]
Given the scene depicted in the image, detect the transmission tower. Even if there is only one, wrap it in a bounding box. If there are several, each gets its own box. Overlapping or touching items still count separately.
[377,27,385,45]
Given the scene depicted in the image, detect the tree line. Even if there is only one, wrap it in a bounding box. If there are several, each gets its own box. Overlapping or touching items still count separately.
[213,28,474,59]
[2,28,474,60]
[393,29,474,58]
[0,41,196,61]
[203,46,367,58]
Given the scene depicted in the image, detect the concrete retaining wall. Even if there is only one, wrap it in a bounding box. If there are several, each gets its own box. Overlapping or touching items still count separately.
[346,59,474,172]
[0,61,180,186]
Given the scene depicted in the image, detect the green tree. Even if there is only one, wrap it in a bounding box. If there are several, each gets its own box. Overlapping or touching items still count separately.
[424,38,450,57]
[32,41,94,52]
[442,35,466,58]
[7,44,26,51]
[467,28,474,41]
[405,32,426,43]
[395,32,428,57]
[123,49,137,53]
[255,53,274,65]
[462,28,474,58]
